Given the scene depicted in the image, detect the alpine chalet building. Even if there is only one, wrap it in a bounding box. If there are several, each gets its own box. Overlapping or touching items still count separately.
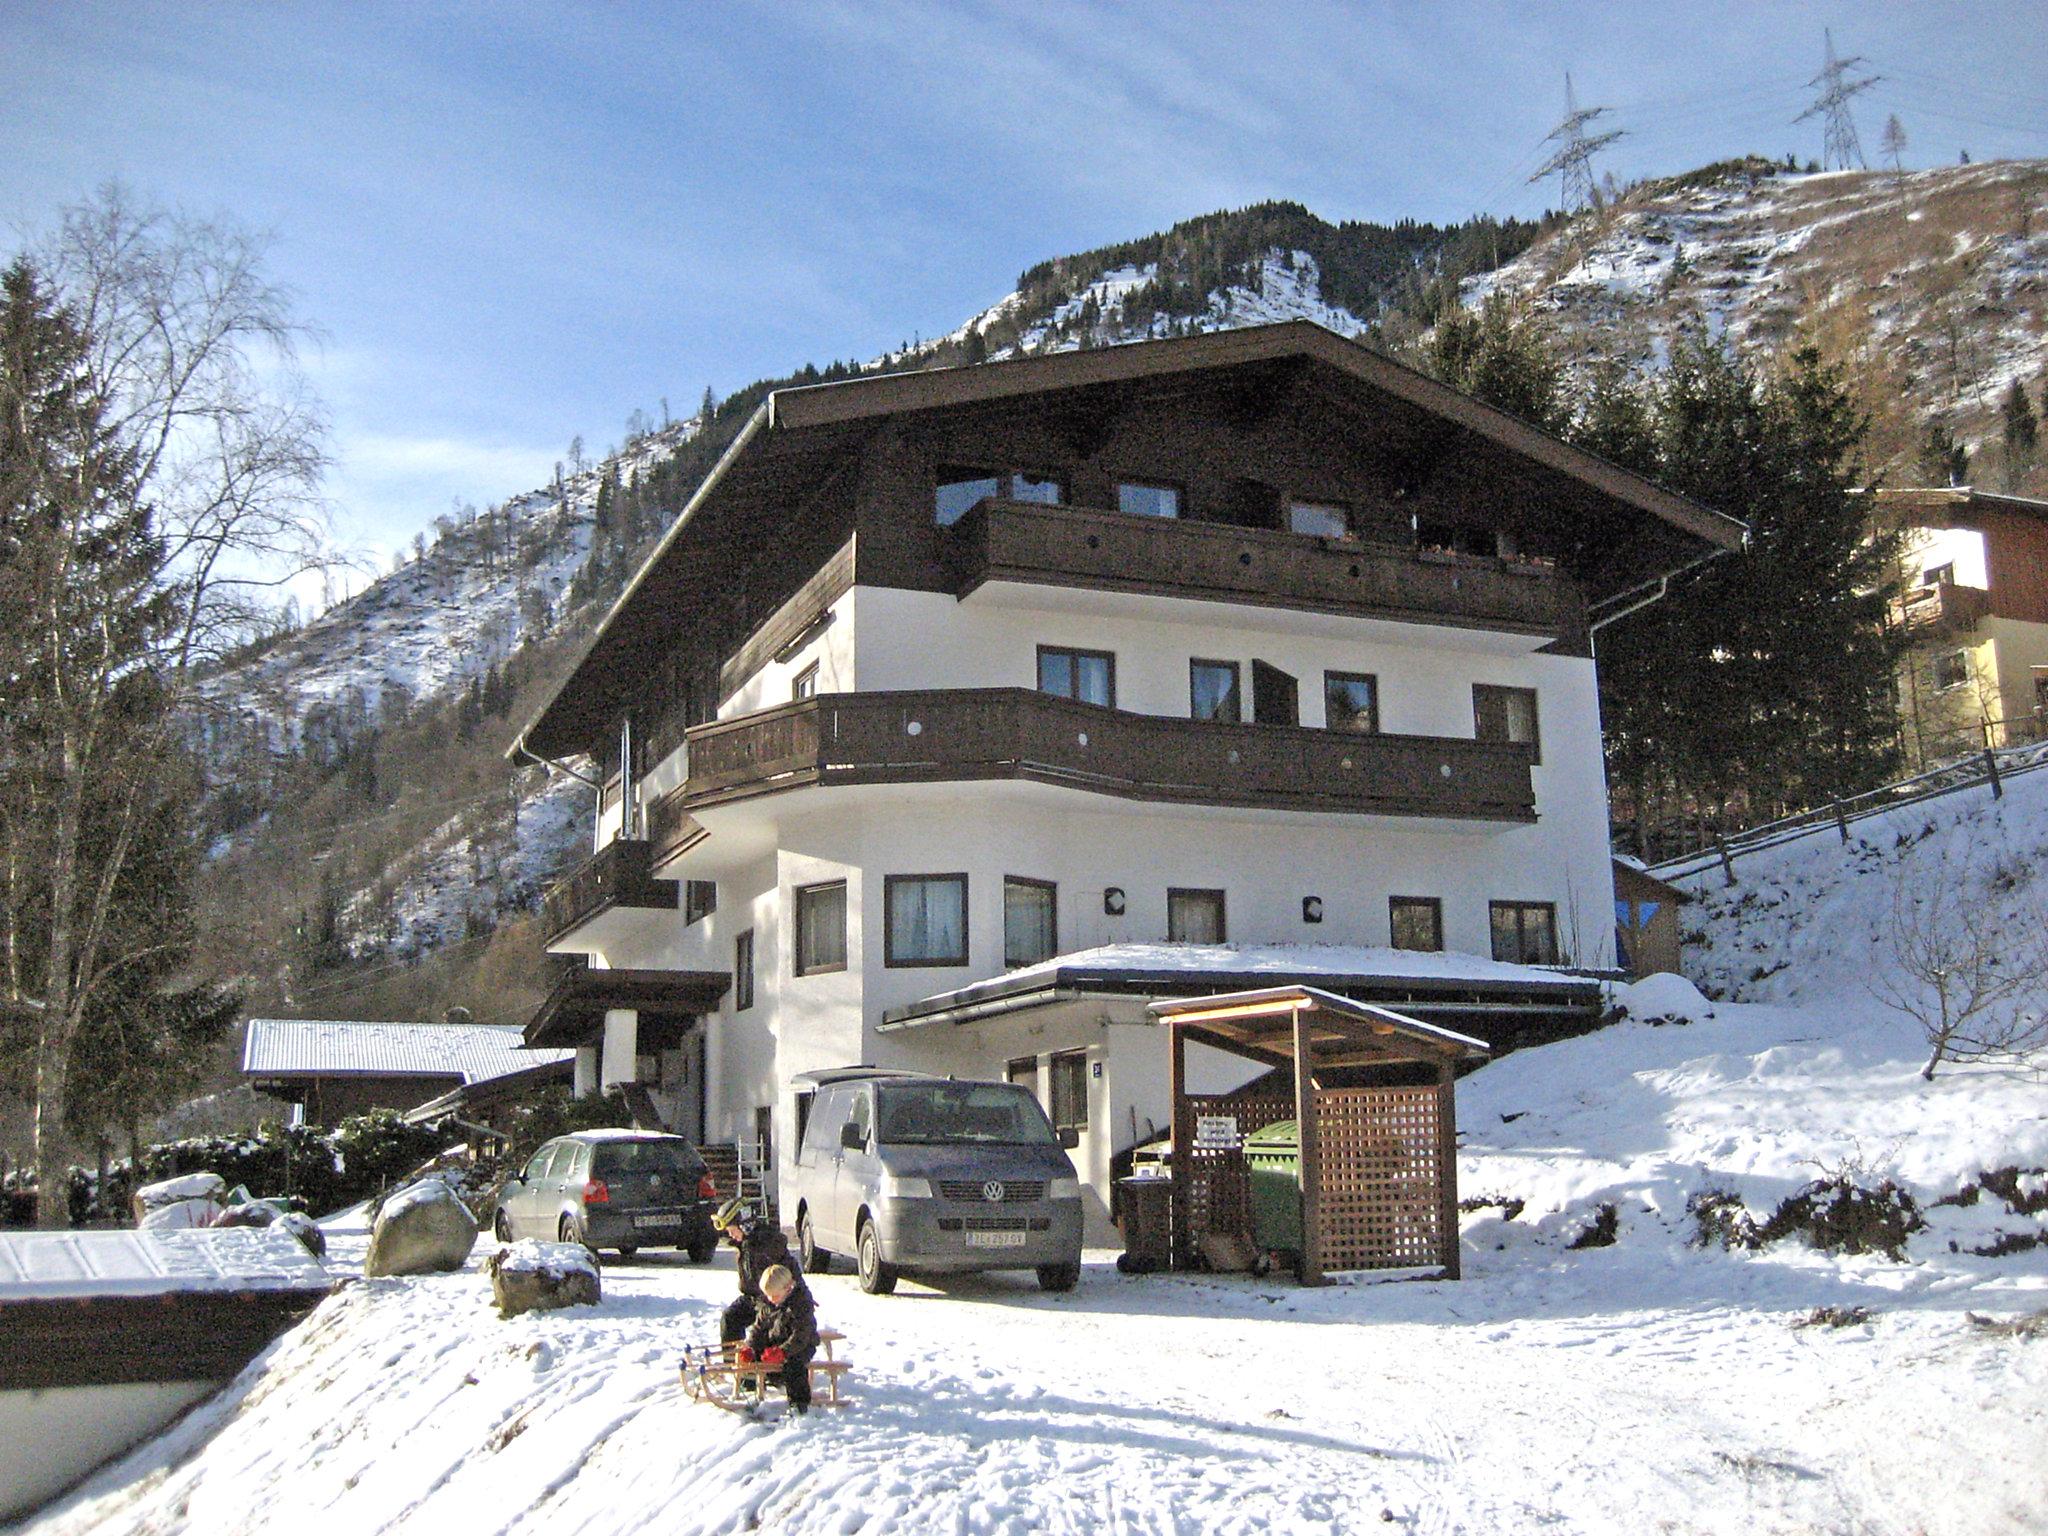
[512,321,1745,1235]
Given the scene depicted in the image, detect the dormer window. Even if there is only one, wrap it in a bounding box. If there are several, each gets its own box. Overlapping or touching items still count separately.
[935,469,1003,527]
[936,469,1066,525]
[1117,481,1180,519]
[1288,501,1349,538]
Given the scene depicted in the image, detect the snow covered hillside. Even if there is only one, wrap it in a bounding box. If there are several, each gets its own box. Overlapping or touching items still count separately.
[1667,752,2048,1015]
[23,967,2046,1536]
[201,424,695,750]
[941,248,1374,362]
[1471,157,2048,446]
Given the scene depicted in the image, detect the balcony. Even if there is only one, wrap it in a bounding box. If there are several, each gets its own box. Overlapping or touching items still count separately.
[539,838,679,949]
[1895,579,1991,636]
[666,689,1536,823]
[947,500,1576,638]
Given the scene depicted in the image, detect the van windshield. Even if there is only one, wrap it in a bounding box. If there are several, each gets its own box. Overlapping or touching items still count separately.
[876,1082,1059,1146]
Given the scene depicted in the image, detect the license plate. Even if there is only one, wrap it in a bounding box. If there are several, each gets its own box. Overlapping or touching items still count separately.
[633,1211,681,1229]
[965,1230,1028,1249]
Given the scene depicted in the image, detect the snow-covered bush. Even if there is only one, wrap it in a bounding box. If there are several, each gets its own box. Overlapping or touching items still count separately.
[1688,1188,1761,1251]
[1757,1176,1925,1261]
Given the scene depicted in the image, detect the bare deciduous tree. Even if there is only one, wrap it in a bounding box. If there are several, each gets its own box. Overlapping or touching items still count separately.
[1871,853,2048,1081]
[40,182,332,674]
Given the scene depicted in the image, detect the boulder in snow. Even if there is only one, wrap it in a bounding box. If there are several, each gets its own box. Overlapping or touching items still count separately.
[364,1178,477,1277]
[134,1171,228,1231]
[277,1210,328,1258]
[1609,973,1714,1025]
[486,1240,601,1318]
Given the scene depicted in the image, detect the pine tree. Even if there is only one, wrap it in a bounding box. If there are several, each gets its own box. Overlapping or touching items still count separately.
[1919,419,1969,486]
[1592,335,1903,849]
[1881,115,1908,176]
[1421,293,1563,431]
[0,258,185,1224]
[2001,380,2038,490]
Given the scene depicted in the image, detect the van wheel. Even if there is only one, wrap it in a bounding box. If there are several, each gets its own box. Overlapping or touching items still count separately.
[616,1245,638,1262]
[799,1209,832,1276]
[493,1211,513,1242]
[857,1219,897,1295]
[1036,1262,1080,1293]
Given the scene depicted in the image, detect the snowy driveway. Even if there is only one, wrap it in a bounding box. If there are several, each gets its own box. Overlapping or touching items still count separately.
[21,1232,2045,1536]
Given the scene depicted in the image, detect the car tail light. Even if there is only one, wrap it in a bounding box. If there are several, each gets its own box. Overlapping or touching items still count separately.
[582,1179,610,1205]
[698,1173,716,1200]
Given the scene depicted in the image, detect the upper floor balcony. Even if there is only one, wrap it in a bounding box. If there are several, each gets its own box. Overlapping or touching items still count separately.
[1894,578,1991,637]
[539,836,679,952]
[945,499,1576,640]
[658,687,1536,828]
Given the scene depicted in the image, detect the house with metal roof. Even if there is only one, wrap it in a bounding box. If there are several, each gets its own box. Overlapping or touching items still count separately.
[240,1019,572,1124]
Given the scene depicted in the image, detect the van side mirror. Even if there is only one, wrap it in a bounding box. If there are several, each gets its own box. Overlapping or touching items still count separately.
[1059,1128,1080,1150]
[840,1122,866,1151]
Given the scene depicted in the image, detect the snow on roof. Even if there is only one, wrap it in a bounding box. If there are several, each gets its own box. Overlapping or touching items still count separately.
[0,1226,332,1301]
[1001,942,1586,990]
[242,1019,571,1084]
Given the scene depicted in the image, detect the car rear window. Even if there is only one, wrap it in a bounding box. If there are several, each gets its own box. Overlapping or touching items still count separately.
[591,1140,706,1179]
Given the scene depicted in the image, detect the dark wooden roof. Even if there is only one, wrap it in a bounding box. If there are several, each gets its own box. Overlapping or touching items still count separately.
[524,964,731,1049]
[1149,984,1492,1068]
[516,320,1747,760]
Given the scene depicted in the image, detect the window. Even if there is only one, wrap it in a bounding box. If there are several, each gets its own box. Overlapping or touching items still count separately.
[935,468,1002,527]
[1049,1050,1089,1138]
[1011,472,1064,505]
[1190,660,1242,723]
[1006,1055,1038,1088]
[794,880,848,975]
[1934,649,1971,691]
[1117,480,1180,519]
[1390,896,1444,953]
[936,468,1064,524]
[1474,684,1541,763]
[1923,562,1955,588]
[793,662,819,700]
[685,879,717,926]
[734,929,755,1011]
[1168,887,1226,944]
[1003,877,1058,968]
[1037,645,1116,708]
[1288,500,1349,538]
[1490,901,1559,965]
[884,873,969,967]
[1324,672,1380,734]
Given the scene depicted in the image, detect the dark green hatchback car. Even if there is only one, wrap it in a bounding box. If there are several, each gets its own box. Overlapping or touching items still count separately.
[493,1130,720,1262]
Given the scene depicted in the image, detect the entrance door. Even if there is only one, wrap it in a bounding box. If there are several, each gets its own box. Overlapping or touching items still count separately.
[1251,660,1299,727]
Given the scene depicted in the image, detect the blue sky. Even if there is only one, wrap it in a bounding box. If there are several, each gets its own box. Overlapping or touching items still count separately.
[5,2,2044,576]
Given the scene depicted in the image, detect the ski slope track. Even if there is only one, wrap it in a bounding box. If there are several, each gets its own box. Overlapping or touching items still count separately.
[20,965,2046,1535]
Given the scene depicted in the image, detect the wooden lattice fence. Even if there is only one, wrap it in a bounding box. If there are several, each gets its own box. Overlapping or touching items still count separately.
[1312,1085,1445,1272]
[1174,1091,1292,1268]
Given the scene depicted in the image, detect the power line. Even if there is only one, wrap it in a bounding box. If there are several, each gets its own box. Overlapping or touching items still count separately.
[1795,28,1879,170]
[1528,72,1627,212]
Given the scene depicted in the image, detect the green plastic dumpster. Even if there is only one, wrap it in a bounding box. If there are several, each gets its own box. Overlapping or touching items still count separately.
[1245,1119,1303,1258]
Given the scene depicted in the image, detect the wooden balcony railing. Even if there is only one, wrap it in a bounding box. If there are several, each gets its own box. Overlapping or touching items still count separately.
[539,838,679,946]
[948,499,1576,636]
[665,689,1536,823]
[1895,579,1991,636]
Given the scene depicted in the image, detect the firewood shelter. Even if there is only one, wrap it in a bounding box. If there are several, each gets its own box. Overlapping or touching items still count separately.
[1150,985,1489,1283]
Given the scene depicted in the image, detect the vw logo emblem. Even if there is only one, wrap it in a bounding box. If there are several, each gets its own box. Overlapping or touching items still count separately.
[982,1180,1005,1203]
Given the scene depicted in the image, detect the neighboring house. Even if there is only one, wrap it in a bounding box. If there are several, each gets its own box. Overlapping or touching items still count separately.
[241,1019,573,1124]
[511,320,1744,1228]
[1612,856,1690,979]
[1877,487,2048,766]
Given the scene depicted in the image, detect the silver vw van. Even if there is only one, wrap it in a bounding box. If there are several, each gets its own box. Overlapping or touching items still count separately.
[789,1068,1084,1294]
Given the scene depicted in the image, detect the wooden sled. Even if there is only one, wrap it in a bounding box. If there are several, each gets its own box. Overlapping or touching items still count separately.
[682,1328,852,1413]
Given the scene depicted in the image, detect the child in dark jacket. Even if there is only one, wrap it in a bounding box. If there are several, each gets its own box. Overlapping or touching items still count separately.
[737,1264,819,1413]
[713,1200,799,1348]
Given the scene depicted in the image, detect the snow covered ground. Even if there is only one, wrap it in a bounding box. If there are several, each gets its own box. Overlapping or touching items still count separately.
[18,972,2046,1535]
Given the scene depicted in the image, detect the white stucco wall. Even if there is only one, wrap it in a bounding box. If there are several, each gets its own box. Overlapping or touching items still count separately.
[577,577,1619,1203]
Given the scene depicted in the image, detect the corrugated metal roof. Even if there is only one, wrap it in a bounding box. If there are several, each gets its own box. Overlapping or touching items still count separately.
[241,1019,571,1083]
